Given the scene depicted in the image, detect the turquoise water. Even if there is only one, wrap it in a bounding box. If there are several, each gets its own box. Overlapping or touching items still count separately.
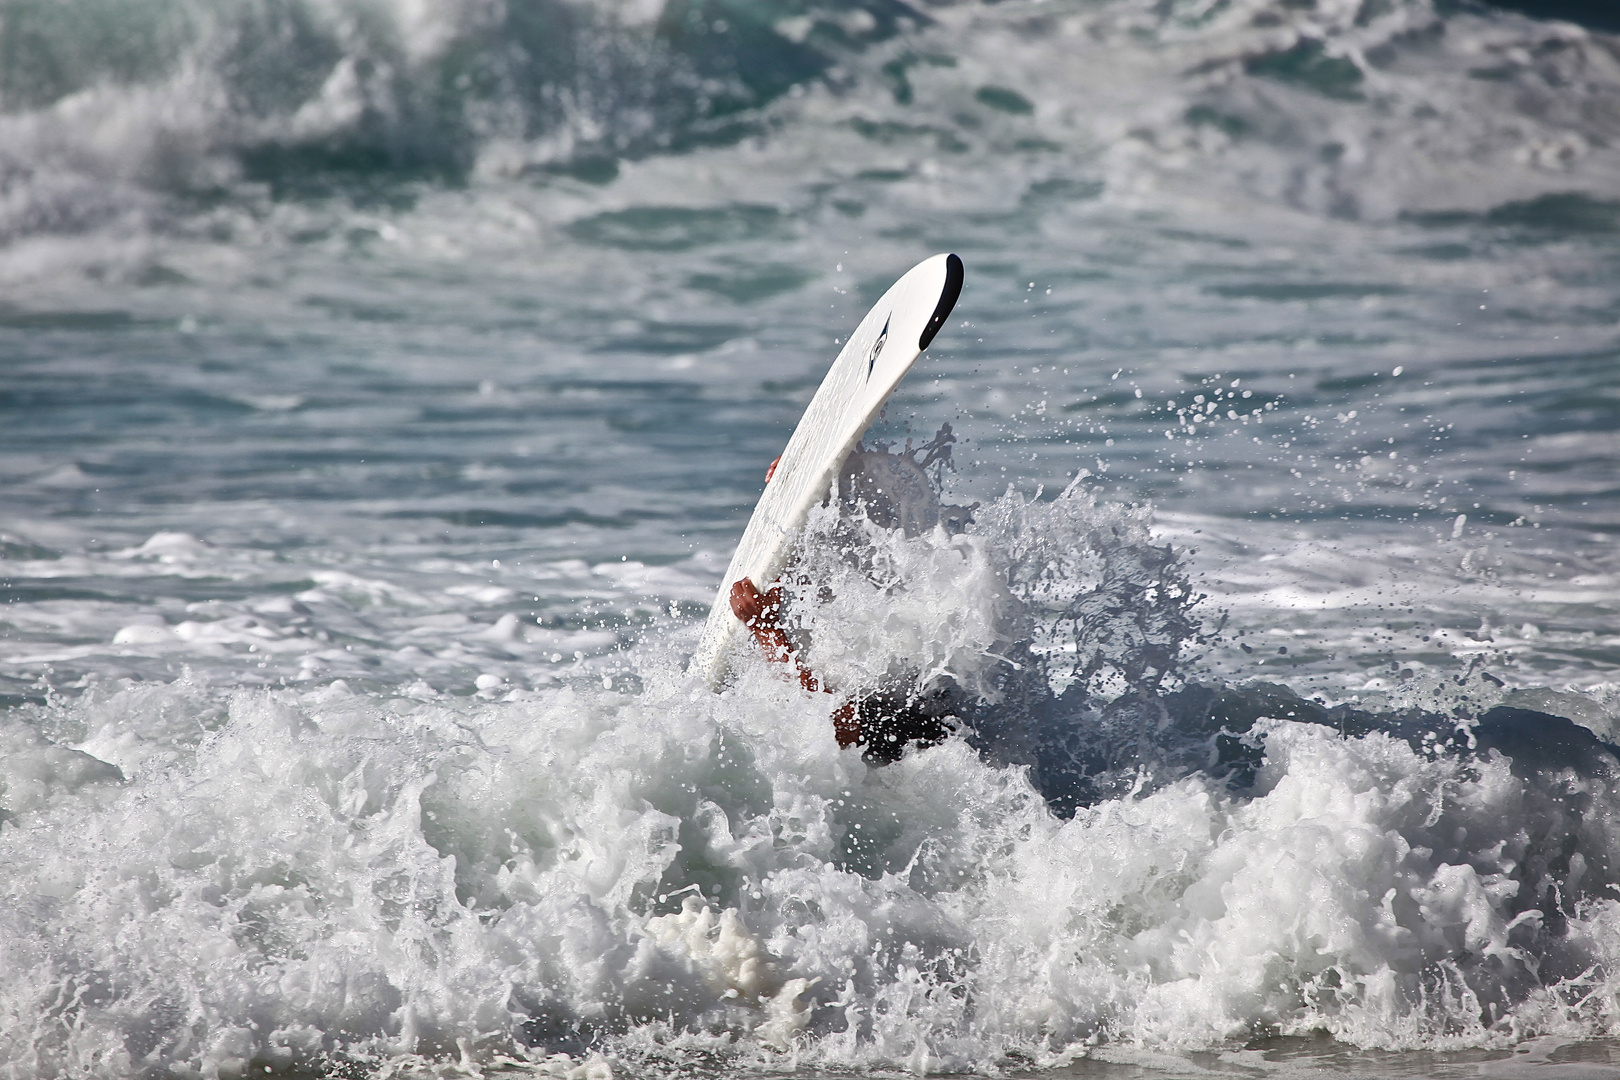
[4,0,1620,1075]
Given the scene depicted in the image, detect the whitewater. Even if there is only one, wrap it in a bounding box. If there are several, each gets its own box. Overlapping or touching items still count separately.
[4,0,1620,1074]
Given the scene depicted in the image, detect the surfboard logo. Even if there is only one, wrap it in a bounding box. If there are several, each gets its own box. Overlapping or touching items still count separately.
[866,317,889,380]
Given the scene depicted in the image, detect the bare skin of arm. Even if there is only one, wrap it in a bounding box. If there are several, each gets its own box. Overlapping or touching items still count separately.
[729,577,860,747]
[725,452,860,746]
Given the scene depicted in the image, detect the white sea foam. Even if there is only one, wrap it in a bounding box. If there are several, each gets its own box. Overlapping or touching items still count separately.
[3,677,1618,1075]
[5,484,1620,1077]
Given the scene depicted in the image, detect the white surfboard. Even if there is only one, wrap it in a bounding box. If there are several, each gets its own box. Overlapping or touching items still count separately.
[691,252,964,688]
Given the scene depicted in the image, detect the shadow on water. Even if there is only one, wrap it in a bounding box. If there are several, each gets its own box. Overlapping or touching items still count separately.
[1473,0,1620,33]
[982,678,1620,826]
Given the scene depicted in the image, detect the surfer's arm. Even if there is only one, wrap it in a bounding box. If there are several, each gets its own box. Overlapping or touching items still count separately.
[728,578,861,747]
[728,578,802,673]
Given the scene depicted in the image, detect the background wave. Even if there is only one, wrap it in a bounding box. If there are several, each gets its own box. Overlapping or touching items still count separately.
[2,0,1619,243]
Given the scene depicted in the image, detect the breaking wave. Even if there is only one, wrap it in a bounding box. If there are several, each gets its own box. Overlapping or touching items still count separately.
[3,0,1620,246]
[5,476,1620,1077]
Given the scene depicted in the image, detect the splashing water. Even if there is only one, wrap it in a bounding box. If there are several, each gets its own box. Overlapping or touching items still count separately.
[6,465,1620,1076]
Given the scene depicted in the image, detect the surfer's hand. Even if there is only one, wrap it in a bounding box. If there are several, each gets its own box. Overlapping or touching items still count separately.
[729,578,791,660]
[729,578,772,624]
[765,455,781,483]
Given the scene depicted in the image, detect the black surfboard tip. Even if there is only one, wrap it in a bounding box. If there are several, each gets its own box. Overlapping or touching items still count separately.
[918,253,964,351]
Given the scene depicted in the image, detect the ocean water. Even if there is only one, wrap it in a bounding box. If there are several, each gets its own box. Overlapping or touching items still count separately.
[5,0,1620,1075]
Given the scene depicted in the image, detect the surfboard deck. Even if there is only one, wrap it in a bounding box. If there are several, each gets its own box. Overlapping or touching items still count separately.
[691,252,964,688]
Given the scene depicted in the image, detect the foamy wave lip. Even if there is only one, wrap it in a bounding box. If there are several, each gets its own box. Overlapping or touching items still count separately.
[773,473,1198,712]
[789,504,1021,703]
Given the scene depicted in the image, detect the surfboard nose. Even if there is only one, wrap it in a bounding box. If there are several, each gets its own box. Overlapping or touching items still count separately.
[918,252,964,350]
